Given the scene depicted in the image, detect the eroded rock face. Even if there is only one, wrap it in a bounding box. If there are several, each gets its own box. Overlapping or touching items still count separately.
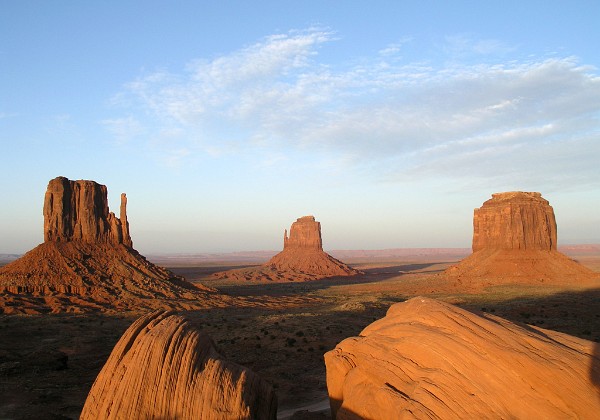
[325,297,600,419]
[81,310,277,420]
[213,215,360,282]
[43,176,132,247]
[0,176,227,313]
[284,216,323,250]
[443,191,598,288]
[472,191,557,252]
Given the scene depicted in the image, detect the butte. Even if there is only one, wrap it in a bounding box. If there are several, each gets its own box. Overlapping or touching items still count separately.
[214,215,361,282]
[443,191,599,289]
[0,176,230,313]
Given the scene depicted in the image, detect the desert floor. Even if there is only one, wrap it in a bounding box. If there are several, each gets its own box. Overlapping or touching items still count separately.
[1,254,599,419]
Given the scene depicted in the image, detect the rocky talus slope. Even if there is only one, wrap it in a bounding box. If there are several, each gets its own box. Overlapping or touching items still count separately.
[443,191,599,287]
[0,176,231,313]
[214,216,360,282]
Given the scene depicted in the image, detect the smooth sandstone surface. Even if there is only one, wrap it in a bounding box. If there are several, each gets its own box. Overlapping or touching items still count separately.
[81,310,277,420]
[325,297,600,419]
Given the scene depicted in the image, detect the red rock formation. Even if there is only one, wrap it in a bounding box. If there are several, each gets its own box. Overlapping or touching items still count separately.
[214,216,360,282]
[443,192,598,287]
[472,191,556,252]
[325,297,600,419]
[0,176,229,313]
[81,310,277,420]
[43,176,132,246]
[283,216,323,250]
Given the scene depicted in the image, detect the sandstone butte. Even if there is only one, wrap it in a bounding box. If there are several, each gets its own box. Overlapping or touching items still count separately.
[213,215,360,282]
[81,310,277,420]
[0,176,230,314]
[325,297,600,419]
[443,191,599,288]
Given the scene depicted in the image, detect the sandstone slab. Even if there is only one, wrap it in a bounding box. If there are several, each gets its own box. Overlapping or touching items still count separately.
[81,310,277,420]
[325,297,600,419]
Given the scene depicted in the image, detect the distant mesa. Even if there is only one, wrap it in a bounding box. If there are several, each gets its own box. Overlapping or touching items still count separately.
[325,297,600,419]
[81,310,277,420]
[0,176,229,314]
[443,191,599,287]
[214,216,361,282]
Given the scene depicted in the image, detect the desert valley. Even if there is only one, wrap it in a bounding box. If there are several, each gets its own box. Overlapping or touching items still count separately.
[0,177,598,419]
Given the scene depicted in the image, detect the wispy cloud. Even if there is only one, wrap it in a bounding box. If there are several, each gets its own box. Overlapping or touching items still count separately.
[102,116,144,144]
[107,28,600,189]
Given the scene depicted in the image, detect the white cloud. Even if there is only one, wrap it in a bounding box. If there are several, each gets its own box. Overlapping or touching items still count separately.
[109,29,600,190]
[102,116,144,144]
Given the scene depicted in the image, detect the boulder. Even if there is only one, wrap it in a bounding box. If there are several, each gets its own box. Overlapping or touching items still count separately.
[81,310,277,420]
[325,297,600,419]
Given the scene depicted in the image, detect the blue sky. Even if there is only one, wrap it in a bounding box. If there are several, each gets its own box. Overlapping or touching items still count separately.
[1,1,599,253]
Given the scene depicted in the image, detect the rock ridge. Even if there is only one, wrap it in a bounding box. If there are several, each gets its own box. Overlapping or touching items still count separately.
[81,310,277,419]
[325,297,600,419]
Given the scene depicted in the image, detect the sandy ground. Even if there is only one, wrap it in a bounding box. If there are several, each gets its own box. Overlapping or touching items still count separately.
[1,254,599,419]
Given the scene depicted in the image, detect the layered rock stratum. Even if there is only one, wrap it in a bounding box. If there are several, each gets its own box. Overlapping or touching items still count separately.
[44,176,133,246]
[213,216,360,282]
[443,191,599,287]
[472,191,557,251]
[0,176,229,313]
[325,297,600,419]
[81,310,277,420]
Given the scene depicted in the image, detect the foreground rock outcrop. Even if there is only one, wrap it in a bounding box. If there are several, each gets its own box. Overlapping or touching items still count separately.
[325,297,600,419]
[81,310,277,420]
[214,216,360,282]
[0,177,229,313]
[444,191,598,288]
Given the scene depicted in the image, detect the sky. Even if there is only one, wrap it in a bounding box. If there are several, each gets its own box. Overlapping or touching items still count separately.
[1,1,599,254]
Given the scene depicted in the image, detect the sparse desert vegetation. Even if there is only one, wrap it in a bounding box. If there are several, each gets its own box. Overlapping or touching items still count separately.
[2,254,599,418]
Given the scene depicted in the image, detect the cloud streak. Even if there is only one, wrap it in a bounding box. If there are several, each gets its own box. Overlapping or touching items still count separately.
[108,28,600,189]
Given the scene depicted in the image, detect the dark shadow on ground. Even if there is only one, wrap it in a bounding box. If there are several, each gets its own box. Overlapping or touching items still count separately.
[184,262,448,298]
